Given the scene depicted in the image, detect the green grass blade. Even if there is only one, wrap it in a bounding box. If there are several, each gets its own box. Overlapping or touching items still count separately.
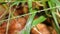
[20,12,36,34]
[10,1,20,7]
[32,16,46,27]
[50,0,60,11]
[48,0,60,34]
[20,0,36,34]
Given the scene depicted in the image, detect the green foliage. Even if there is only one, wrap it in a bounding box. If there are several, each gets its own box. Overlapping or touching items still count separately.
[32,16,46,27]
[50,0,60,11]
[10,1,20,7]
[48,0,60,34]
[0,0,60,34]
[20,0,36,34]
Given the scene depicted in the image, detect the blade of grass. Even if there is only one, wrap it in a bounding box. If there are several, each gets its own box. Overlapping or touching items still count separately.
[20,0,37,34]
[20,13,36,34]
[50,0,60,11]
[32,16,46,27]
[48,0,60,34]
[5,7,11,34]
[10,1,20,7]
